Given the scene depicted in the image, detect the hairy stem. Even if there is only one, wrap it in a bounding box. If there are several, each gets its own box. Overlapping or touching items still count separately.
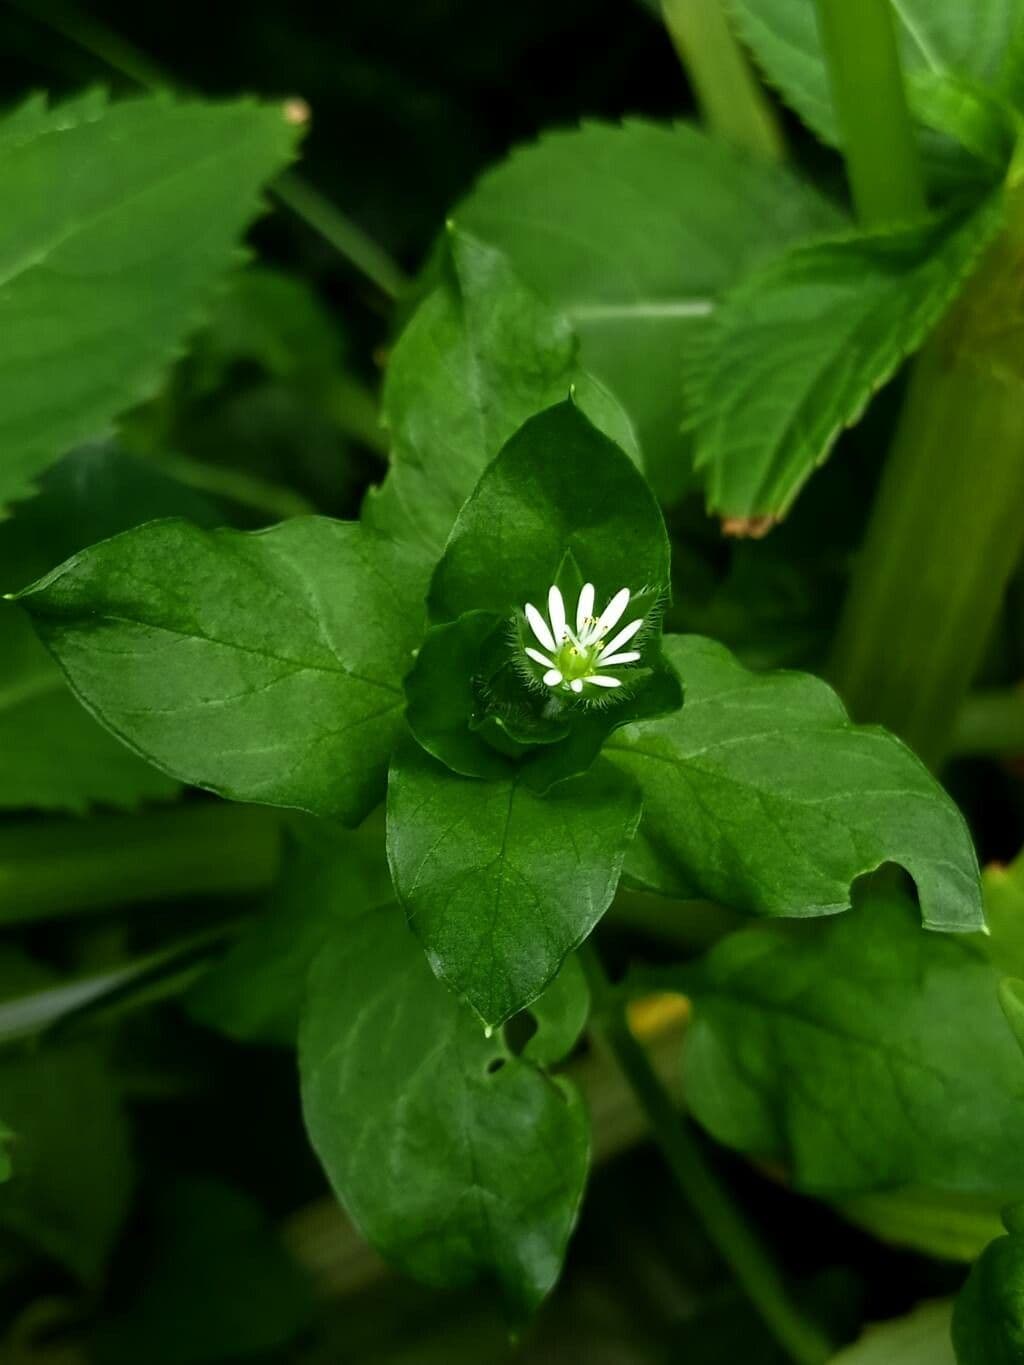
[812,0,926,224]
[660,0,785,161]
[580,942,832,1365]
[830,167,1024,765]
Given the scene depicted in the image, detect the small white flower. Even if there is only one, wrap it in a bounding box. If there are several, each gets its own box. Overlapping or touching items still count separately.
[522,582,644,694]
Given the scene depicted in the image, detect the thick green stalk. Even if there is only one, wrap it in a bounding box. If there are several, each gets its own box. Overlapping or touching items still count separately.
[830,173,1024,765]
[660,0,785,161]
[0,804,281,924]
[580,944,832,1365]
[813,0,926,224]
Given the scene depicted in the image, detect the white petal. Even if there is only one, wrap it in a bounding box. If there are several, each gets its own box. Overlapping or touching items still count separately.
[548,585,567,642]
[599,616,644,659]
[525,602,556,652]
[543,669,563,687]
[569,678,584,694]
[595,587,631,637]
[525,646,556,668]
[586,675,622,688]
[599,651,641,666]
[576,582,595,632]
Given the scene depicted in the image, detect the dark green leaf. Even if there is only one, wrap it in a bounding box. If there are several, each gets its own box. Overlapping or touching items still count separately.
[0,95,297,508]
[94,1179,311,1365]
[0,958,134,1280]
[608,636,982,931]
[691,197,1004,520]
[0,445,220,814]
[387,736,642,1026]
[366,227,638,558]
[518,953,590,1067]
[682,886,1024,1194]
[454,119,843,498]
[299,904,589,1316]
[187,813,392,1045]
[953,1226,1024,1363]
[429,399,669,624]
[16,518,427,824]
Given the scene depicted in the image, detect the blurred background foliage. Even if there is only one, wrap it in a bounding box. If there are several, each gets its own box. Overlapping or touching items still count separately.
[0,2,1018,1361]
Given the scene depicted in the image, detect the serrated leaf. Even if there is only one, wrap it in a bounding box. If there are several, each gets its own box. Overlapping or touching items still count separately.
[454,118,843,498]
[681,885,1024,1195]
[728,0,1024,170]
[607,636,982,931]
[692,195,1004,520]
[952,1228,1024,1363]
[366,228,638,558]
[16,518,428,825]
[299,904,590,1317]
[0,95,297,508]
[387,736,641,1027]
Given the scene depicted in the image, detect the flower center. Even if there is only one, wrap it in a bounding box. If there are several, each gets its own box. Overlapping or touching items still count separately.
[553,636,605,683]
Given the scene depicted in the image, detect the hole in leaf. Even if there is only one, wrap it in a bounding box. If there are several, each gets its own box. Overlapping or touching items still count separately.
[502,1010,538,1057]
[486,1057,506,1075]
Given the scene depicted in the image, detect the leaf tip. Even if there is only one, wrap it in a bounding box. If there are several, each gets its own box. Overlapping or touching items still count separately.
[720,514,779,539]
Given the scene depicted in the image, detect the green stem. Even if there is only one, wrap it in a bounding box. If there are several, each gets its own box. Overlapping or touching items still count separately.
[6,0,409,298]
[579,943,832,1365]
[812,0,926,224]
[0,804,281,924]
[953,689,1024,756]
[660,0,785,161]
[145,450,315,521]
[830,171,1024,766]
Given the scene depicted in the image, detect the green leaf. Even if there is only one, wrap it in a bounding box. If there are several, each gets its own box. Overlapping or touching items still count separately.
[299,904,590,1317]
[691,196,1004,520]
[1000,978,1024,1058]
[387,736,642,1026]
[829,1301,955,1365]
[608,636,982,932]
[728,0,1024,162]
[454,119,843,498]
[409,400,679,786]
[366,227,638,558]
[0,445,221,814]
[518,953,590,1067]
[187,814,392,1046]
[94,1179,311,1365]
[953,1228,1024,1363]
[681,885,1024,1194]
[16,518,427,824]
[0,1122,12,1184]
[0,94,298,508]
[0,960,134,1280]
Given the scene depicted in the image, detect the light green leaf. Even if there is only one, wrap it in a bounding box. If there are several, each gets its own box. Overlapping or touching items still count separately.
[836,1186,1004,1264]
[454,118,843,498]
[518,953,590,1067]
[952,1226,1024,1363]
[0,94,298,508]
[608,636,982,932]
[691,196,1004,520]
[187,813,392,1046]
[829,1300,954,1365]
[299,905,590,1317]
[94,1179,311,1365]
[366,227,638,558]
[1000,978,1024,1058]
[682,886,1024,1194]
[387,737,642,1027]
[16,518,427,825]
[728,0,1024,161]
